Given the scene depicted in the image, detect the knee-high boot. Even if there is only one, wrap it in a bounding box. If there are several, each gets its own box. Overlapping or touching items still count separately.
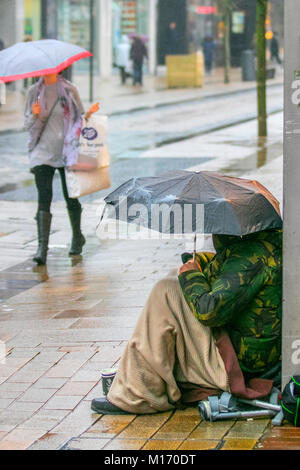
[33,211,52,265]
[68,206,86,256]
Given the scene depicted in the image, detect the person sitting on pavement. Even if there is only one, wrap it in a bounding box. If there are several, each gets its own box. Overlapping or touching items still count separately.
[91,228,282,415]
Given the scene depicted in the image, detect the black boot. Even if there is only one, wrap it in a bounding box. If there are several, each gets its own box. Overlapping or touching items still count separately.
[68,206,86,256]
[91,398,132,415]
[33,211,52,265]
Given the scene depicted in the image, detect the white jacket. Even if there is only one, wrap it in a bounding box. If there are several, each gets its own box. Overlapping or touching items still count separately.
[115,36,131,68]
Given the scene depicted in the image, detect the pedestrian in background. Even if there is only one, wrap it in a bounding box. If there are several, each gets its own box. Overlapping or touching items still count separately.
[115,35,131,85]
[203,36,216,75]
[166,22,179,55]
[130,35,148,87]
[24,72,99,265]
[270,32,282,65]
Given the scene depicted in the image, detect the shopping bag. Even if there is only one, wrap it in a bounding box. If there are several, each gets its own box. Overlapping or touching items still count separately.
[125,60,133,76]
[69,115,108,171]
[65,144,111,198]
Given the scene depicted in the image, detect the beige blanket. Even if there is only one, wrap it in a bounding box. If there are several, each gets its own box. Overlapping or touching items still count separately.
[108,269,230,414]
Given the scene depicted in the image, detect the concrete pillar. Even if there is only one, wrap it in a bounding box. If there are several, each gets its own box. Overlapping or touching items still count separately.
[282,0,300,387]
[0,0,24,93]
[15,0,24,43]
[0,0,24,47]
[98,0,112,79]
[148,0,158,75]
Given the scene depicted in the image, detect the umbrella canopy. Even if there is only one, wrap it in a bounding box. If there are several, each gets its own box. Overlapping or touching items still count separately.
[103,170,282,236]
[0,39,92,83]
[128,33,148,42]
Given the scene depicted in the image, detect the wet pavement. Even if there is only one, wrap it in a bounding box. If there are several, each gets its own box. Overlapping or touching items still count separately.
[0,72,297,451]
[0,204,291,450]
[0,83,283,203]
[0,152,292,450]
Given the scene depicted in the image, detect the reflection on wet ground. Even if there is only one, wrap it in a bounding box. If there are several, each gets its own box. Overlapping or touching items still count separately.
[0,157,213,201]
[0,260,46,301]
[220,140,283,176]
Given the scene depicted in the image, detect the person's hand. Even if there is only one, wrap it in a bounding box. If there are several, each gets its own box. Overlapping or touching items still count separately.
[85,102,100,120]
[32,100,41,117]
[179,259,201,275]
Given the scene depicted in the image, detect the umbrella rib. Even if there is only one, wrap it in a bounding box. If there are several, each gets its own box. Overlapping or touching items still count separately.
[0,40,90,80]
[1,46,25,75]
[32,42,57,66]
[191,172,219,201]
[202,172,255,199]
[149,175,192,201]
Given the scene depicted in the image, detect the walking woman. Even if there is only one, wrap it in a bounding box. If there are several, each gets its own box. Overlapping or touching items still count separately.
[24,72,99,265]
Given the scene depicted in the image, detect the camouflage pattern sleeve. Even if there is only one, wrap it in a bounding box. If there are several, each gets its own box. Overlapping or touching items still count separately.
[181,251,215,270]
[178,245,268,327]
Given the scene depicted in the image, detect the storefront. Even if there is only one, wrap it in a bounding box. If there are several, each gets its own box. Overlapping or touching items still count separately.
[230,0,256,66]
[157,0,257,67]
[24,0,41,41]
[57,0,99,73]
[157,0,220,65]
[112,0,150,64]
[186,0,219,53]
[33,0,98,73]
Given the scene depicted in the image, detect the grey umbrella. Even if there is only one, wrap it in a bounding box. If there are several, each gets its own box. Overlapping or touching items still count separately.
[102,170,282,236]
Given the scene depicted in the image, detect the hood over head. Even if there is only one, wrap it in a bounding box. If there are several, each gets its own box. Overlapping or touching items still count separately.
[212,229,282,253]
[120,35,129,44]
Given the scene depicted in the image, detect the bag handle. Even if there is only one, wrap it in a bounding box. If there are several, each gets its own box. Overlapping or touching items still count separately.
[35,97,60,147]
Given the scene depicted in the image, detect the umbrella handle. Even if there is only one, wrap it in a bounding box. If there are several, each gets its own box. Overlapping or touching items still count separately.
[96,205,107,231]
[193,233,197,261]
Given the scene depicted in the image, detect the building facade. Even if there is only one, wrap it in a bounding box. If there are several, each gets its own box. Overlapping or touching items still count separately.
[20,0,156,77]
[0,0,25,48]
[0,0,284,78]
[156,0,257,66]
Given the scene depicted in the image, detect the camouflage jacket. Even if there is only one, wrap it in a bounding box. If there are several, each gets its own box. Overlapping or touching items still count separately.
[178,230,282,378]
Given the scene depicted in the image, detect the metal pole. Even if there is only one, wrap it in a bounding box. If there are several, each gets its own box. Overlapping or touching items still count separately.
[41,0,58,39]
[89,0,94,103]
[256,0,268,137]
[283,0,300,389]
[148,0,158,76]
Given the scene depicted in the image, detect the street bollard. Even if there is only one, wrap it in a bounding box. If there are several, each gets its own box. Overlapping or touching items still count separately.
[241,49,256,81]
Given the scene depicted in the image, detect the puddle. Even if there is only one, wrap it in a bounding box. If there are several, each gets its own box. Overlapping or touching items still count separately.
[71,256,83,267]
[0,260,50,302]
[221,140,283,176]
[32,265,49,282]
[0,178,34,194]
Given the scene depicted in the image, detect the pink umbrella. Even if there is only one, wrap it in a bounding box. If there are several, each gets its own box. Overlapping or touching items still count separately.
[0,39,92,83]
[128,33,148,43]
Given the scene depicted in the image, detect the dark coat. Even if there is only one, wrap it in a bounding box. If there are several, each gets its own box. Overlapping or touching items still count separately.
[130,38,148,66]
[179,229,282,378]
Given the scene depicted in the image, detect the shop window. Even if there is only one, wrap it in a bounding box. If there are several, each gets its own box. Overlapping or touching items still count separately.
[57,0,98,73]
